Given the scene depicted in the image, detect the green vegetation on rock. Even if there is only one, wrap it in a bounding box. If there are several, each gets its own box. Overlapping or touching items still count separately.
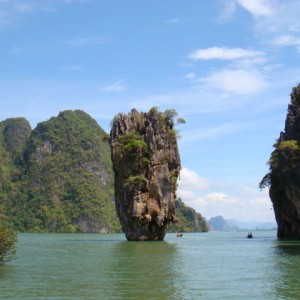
[0,223,17,264]
[0,117,31,162]
[260,83,300,238]
[0,109,205,236]
[115,132,150,173]
[168,198,209,232]
[0,118,31,230]
[259,139,300,190]
[0,110,121,233]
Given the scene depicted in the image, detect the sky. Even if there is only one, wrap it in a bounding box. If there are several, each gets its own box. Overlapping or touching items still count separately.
[1,0,300,223]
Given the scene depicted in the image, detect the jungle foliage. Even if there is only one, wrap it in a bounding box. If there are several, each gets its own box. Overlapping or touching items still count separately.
[0,109,204,234]
[0,111,120,233]
[260,84,300,193]
[168,198,209,233]
[0,224,17,264]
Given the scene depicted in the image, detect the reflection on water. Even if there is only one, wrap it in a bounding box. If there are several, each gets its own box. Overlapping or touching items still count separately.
[2,231,300,299]
[272,240,300,300]
[104,241,181,299]
[0,233,183,299]
[275,240,300,255]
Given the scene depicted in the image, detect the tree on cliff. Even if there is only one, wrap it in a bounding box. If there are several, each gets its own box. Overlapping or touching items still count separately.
[0,222,17,264]
[260,83,300,238]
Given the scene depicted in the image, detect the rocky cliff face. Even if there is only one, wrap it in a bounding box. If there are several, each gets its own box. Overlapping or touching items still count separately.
[260,84,300,238]
[110,108,181,240]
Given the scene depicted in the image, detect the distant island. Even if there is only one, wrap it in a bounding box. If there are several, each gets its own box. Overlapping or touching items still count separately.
[208,215,276,231]
[0,109,208,234]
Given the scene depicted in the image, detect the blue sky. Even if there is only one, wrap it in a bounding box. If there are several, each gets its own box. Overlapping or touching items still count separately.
[1,0,300,222]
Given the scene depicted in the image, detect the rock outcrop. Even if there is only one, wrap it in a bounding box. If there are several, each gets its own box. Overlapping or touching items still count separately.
[260,83,300,238]
[110,108,182,240]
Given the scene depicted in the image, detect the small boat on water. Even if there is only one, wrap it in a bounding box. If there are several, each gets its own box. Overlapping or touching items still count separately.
[176,233,183,237]
[247,232,253,239]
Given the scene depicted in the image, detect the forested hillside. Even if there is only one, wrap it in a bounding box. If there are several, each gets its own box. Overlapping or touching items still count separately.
[0,111,120,232]
[0,110,208,233]
[169,198,209,232]
[0,118,31,226]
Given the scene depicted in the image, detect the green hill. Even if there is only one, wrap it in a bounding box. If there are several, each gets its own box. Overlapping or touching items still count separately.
[208,215,232,231]
[169,198,209,232]
[0,118,31,226]
[0,110,207,234]
[0,118,31,162]
[1,110,120,232]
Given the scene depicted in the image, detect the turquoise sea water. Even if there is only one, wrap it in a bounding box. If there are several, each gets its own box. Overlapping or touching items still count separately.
[1,231,300,299]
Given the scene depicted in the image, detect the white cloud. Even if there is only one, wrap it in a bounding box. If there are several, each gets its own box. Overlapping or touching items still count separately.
[185,72,197,80]
[187,48,267,96]
[101,79,126,93]
[205,193,242,205]
[237,0,273,17]
[235,0,300,53]
[177,167,274,222]
[182,122,244,143]
[188,47,265,61]
[199,68,266,95]
[13,3,45,13]
[177,190,198,202]
[178,167,210,191]
[250,197,270,206]
[185,188,273,222]
[273,34,300,46]
[217,0,237,21]
[272,34,300,53]
[0,0,82,29]
[165,18,189,24]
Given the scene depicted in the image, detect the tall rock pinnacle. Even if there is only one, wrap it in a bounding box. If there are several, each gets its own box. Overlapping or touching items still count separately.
[260,83,300,239]
[110,108,182,241]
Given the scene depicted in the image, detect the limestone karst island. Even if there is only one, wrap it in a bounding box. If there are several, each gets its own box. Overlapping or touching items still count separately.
[260,83,300,239]
[0,108,207,245]
[110,107,182,241]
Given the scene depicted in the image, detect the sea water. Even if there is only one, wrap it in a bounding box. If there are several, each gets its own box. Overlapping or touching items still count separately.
[1,231,300,299]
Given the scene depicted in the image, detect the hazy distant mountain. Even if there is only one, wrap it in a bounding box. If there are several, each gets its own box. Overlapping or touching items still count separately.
[226,219,277,230]
[208,216,234,231]
[208,215,277,231]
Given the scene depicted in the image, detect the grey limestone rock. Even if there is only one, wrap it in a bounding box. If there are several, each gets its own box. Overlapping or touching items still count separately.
[110,108,181,241]
[262,83,300,238]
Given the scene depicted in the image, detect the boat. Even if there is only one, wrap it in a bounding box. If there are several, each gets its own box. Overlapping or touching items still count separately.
[247,232,253,239]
